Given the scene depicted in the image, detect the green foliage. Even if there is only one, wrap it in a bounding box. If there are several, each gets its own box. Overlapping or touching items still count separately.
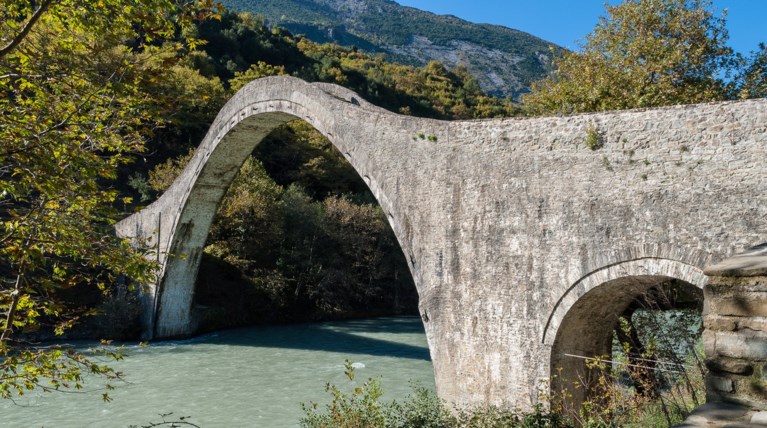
[0,343,125,401]
[208,157,287,276]
[584,126,604,151]
[389,385,456,428]
[193,11,307,83]
[738,43,767,99]
[301,362,571,428]
[0,0,218,400]
[128,173,154,203]
[230,61,288,91]
[255,121,369,198]
[523,0,736,115]
[290,41,516,119]
[301,360,389,428]
[155,64,228,133]
[552,348,703,427]
[148,149,196,193]
[456,404,568,428]
[186,10,516,119]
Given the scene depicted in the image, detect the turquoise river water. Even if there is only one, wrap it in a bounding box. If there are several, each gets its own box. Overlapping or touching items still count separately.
[1,316,435,427]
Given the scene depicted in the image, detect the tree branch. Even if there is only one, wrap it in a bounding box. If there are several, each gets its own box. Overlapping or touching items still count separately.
[0,0,56,58]
[0,273,24,343]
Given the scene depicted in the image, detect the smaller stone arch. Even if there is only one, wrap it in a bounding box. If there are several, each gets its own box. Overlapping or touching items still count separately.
[545,254,709,410]
[543,246,712,347]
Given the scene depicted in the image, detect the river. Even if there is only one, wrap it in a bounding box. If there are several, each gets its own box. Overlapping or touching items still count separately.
[1,316,435,427]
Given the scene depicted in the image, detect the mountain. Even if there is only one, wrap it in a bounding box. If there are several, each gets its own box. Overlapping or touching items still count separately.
[220,0,561,98]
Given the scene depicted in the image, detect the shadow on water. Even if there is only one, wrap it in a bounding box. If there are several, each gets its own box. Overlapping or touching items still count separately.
[153,316,431,361]
[321,317,426,334]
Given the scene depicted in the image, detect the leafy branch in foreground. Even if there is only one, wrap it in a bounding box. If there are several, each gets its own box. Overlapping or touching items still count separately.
[0,0,219,401]
[0,342,125,401]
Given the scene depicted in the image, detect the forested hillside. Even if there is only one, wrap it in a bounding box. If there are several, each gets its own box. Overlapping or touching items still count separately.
[219,0,560,98]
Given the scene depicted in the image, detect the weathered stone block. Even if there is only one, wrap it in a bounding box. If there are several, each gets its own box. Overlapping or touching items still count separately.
[679,402,764,426]
[706,278,767,293]
[703,245,767,412]
[752,411,767,424]
[703,328,717,357]
[738,317,767,333]
[716,332,767,360]
[708,294,767,318]
[708,375,734,393]
[704,315,738,332]
[704,246,767,278]
[706,357,754,376]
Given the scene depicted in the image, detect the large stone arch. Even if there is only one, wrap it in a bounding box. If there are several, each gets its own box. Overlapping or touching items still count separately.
[116,77,427,339]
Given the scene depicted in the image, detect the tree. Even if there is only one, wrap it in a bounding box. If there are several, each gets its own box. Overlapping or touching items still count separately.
[523,0,735,115]
[0,0,218,400]
[738,43,767,99]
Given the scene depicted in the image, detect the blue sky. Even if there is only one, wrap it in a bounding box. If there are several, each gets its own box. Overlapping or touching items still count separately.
[395,0,765,55]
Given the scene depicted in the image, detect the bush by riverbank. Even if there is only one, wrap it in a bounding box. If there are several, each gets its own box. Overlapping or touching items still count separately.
[301,361,571,428]
[301,358,704,428]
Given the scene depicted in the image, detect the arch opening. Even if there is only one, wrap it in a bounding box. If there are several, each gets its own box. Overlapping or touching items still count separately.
[188,119,419,332]
[112,77,429,344]
[550,272,704,423]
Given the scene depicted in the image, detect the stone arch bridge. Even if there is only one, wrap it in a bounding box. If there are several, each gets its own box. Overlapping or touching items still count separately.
[116,76,767,409]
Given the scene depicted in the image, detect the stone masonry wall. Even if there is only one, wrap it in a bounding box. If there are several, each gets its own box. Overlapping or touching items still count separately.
[703,244,767,409]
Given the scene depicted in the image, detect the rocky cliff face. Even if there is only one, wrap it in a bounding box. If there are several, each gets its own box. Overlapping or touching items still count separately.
[221,0,560,98]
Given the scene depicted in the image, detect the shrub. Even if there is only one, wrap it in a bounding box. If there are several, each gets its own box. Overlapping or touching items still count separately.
[301,362,572,428]
[585,125,604,151]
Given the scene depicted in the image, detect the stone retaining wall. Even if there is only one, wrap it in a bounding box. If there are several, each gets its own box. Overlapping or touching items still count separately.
[703,244,767,409]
